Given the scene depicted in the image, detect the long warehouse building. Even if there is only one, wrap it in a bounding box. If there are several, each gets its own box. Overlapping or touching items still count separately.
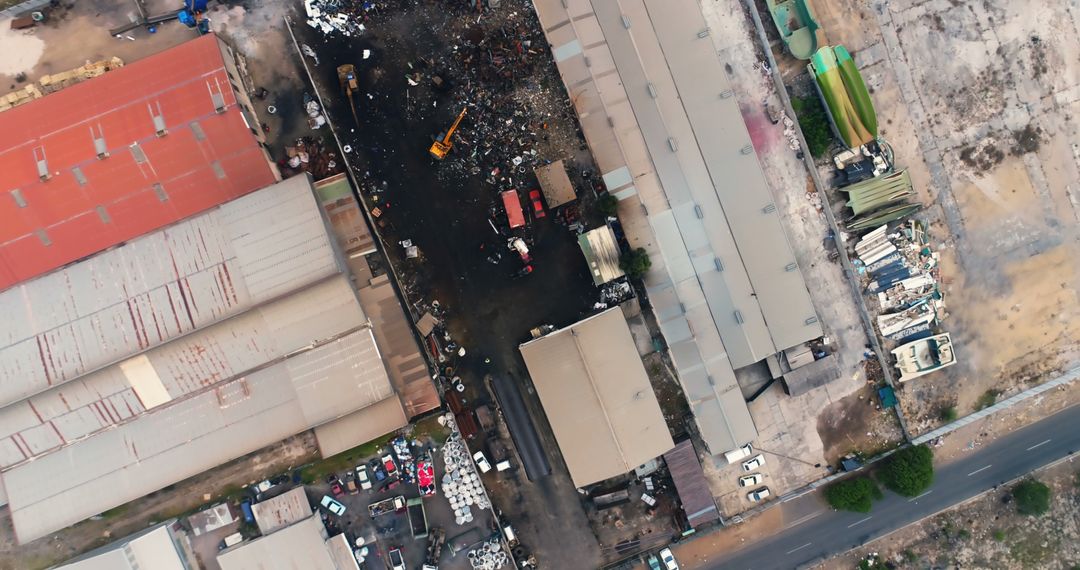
[0,176,410,543]
[532,0,823,456]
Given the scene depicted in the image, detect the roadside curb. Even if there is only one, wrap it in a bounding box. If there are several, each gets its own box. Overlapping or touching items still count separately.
[824,450,1079,567]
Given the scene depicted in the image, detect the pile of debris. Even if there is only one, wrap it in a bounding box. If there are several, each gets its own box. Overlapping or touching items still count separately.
[853,220,949,347]
[439,415,490,525]
[280,136,342,179]
[468,538,510,570]
[303,0,376,37]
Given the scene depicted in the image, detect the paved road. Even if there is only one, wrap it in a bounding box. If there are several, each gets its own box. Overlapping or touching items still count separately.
[703,404,1080,569]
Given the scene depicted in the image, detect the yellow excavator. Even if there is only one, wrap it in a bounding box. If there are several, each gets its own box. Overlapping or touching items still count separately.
[429,108,467,160]
[337,64,359,125]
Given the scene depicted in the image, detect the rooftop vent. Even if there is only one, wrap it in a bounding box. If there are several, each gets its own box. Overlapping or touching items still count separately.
[90,125,108,159]
[762,203,776,214]
[714,257,724,272]
[34,228,51,246]
[149,102,167,137]
[784,262,798,272]
[697,28,710,38]
[95,205,111,224]
[741,144,754,155]
[190,121,207,141]
[733,310,744,324]
[208,79,227,113]
[621,14,631,28]
[805,316,819,325]
[667,137,678,152]
[33,147,49,181]
[130,143,147,164]
[647,83,657,98]
[10,189,26,208]
[211,161,226,179]
[72,167,87,186]
[152,182,169,202]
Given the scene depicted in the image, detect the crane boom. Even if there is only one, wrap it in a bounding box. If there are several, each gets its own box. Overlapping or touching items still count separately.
[429,107,467,160]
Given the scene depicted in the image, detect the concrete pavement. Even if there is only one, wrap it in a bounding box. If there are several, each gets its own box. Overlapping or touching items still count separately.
[685,403,1080,569]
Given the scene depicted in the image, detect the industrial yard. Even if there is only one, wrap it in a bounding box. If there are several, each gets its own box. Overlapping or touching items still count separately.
[799,0,1080,434]
[0,0,1077,568]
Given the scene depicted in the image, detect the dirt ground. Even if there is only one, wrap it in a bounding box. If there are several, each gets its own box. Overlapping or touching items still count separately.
[817,381,905,466]
[807,0,1080,435]
[822,458,1080,570]
[0,433,318,570]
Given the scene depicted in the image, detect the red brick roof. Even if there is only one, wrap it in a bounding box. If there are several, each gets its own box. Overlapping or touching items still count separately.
[0,34,278,291]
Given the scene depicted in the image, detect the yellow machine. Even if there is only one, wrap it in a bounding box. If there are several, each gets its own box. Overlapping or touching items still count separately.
[337,64,359,124]
[429,108,467,160]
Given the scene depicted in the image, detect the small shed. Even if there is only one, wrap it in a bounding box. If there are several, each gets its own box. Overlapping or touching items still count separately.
[664,440,720,529]
[577,226,625,286]
[534,160,576,207]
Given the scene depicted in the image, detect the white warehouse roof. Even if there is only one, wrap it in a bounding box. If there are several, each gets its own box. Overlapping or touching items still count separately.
[0,174,341,408]
[0,177,402,544]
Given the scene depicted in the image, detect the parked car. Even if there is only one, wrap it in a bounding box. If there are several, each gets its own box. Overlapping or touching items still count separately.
[647,554,663,570]
[371,458,388,481]
[382,454,398,476]
[388,547,406,570]
[738,473,764,487]
[320,495,347,516]
[723,444,754,464]
[747,487,771,502]
[473,451,492,473]
[356,465,372,490]
[741,454,766,472]
[659,547,679,570]
[346,479,358,495]
[528,189,546,218]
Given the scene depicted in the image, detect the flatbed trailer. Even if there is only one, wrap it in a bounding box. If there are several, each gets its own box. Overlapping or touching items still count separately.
[368,495,406,518]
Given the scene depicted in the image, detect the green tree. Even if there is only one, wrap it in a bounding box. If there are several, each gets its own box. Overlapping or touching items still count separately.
[825,476,882,513]
[619,247,651,278]
[791,96,833,159]
[1013,479,1051,516]
[939,405,958,422]
[597,194,619,217]
[879,444,934,497]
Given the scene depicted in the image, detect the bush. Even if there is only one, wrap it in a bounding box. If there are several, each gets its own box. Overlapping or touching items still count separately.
[993,529,1006,542]
[939,406,958,422]
[597,194,619,217]
[879,444,934,497]
[619,247,652,278]
[825,476,882,513]
[1013,479,1051,516]
[975,389,999,410]
[791,96,833,158]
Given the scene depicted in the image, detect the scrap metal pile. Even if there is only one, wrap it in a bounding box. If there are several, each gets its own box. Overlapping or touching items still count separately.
[303,0,377,36]
[468,537,510,570]
[853,220,949,346]
[439,414,490,525]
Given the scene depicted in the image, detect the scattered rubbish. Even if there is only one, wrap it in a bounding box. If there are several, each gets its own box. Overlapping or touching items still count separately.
[440,415,490,526]
[468,537,509,570]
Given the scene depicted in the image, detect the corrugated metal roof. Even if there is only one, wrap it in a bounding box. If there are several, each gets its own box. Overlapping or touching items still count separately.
[3,322,392,543]
[55,523,187,570]
[314,174,376,258]
[519,308,673,487]
[577,226,625,285]
[325,533,362,570]
[313,396,408,458]
[218,516,337,570]
[0,34,279,291]
[252,487,313,535]
[0,175,340,409]
[0,276,372,470]
[535,0,832,455]
[664,440,720,527]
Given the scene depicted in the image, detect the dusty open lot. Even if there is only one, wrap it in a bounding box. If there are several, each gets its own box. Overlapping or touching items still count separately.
[809,0,1080,434]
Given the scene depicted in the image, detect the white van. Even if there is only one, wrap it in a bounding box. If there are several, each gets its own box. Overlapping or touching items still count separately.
[723,444,753,464]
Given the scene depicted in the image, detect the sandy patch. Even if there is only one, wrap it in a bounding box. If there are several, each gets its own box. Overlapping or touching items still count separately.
[0,21,45,76]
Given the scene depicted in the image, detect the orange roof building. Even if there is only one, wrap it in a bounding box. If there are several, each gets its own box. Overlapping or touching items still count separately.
[0,34,279,291]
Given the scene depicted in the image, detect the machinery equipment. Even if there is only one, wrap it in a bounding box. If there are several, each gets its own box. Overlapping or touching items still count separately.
[429,108,467,160]
[337,64,359,124]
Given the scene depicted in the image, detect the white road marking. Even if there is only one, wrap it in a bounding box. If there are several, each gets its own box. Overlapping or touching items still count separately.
[908,490,934,502]
[786,511,824,529]
[1026,439,1052,451]
[847,516,873,528]
[967,465,992,476]
[785,542,813,555]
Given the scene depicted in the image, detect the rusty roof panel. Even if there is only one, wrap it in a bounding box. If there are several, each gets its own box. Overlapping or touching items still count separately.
[0,34,278,291]
[0,276,366,470]
[0,177,340,408]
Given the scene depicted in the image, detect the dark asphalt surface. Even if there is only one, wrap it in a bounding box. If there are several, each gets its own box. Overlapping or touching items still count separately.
[707,403,1080,570]
[294,3,606,567]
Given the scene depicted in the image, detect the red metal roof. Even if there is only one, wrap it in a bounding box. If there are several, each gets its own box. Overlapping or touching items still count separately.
[501,189,525,229]
[0,34,278,291]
